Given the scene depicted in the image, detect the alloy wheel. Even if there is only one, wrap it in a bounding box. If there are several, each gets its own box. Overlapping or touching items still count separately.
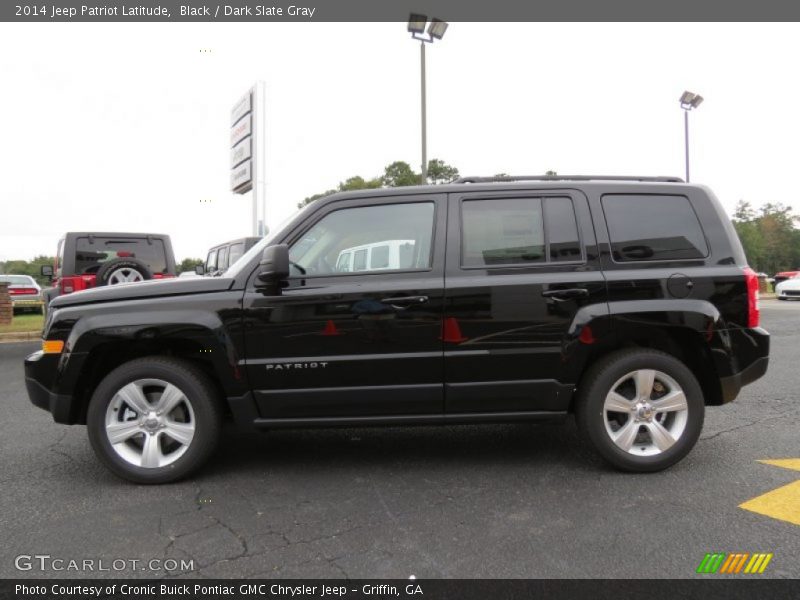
[602,369,689,456]
[104,378,196,468]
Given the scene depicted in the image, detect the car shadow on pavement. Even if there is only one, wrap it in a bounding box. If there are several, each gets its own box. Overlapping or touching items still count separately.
[199,418,600,478]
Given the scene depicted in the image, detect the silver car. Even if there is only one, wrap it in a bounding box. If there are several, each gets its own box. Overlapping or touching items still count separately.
[0,274,44,313]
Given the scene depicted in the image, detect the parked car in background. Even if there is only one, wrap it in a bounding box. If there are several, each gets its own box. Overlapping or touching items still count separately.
[41,232,177,306]
[0,274,44,314]
[776,275,800,300]
[202,236,261,275]
[773,269,800,285]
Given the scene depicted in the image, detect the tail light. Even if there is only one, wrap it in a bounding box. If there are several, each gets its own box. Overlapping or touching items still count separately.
[743,267,760,328]
[9,288,37,295]
[60,277,76,294]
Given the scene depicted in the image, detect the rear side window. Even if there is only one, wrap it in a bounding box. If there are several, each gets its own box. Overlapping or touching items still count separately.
[75,237,168,275]
[461,196,581,267]
[602,194,708,262]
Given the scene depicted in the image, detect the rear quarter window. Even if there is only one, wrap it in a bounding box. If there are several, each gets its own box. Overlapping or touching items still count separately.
[602,194,709,262]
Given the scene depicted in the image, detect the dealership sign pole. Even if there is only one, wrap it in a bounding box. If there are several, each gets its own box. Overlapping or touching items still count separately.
[230,82,266,236]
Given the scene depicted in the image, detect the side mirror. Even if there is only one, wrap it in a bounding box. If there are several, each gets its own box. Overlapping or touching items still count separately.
[256,244,290,288]
[41,265,53,278]
[194,265,206,275]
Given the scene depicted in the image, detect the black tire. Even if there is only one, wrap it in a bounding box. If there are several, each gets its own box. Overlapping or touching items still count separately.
[95,258,153,286]
[87,357,222,484]
[778,297,787,301]
[575,349,705,472]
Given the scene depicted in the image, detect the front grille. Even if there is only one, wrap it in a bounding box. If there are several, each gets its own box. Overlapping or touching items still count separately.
[783,290,800,296]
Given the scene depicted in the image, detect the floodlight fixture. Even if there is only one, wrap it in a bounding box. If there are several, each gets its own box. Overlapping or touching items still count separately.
[427,18,449,40]
[407,14,427,35]
[680,90,704,110]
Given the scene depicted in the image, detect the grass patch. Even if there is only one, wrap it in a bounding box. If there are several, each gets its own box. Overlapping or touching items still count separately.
[0,312,44,334]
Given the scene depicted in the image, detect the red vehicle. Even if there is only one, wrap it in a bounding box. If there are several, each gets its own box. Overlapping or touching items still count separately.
[41,232,177,305]
[773,270,800,285]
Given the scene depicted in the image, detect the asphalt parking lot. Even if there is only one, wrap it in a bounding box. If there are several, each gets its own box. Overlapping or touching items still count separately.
[1,300,799,579]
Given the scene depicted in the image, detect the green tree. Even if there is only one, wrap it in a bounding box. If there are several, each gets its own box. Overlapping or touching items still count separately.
[732,201,800,274]
[426,159,460,184]
[382,161,419,187]
[298,159,462,209]
[178,258,204,274]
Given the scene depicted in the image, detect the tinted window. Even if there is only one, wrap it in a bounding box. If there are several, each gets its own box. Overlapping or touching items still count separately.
[602,195,708,262]
[545,197,581,262]
[75,237,168,275]
[289,202,435,276]
[462,198,545,267]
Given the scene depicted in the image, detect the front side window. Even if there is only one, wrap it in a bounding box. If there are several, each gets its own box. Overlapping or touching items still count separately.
[602,194,709,262]
[289,202,435,276]
[75,237,167,275]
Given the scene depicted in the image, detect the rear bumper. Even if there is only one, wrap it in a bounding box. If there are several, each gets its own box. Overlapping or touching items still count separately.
[716,326,770,404]
[720,356,769,403]
[11,297,44,308]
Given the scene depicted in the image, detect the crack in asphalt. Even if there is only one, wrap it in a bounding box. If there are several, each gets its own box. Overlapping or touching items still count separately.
[700,406,800,441]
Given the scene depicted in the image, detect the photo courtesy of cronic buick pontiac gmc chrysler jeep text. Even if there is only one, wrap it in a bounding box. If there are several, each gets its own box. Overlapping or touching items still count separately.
[24,176,770,483]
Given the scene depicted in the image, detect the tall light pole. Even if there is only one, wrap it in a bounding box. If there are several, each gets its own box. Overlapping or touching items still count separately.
[408,14,448,185]
[679,91,703,182]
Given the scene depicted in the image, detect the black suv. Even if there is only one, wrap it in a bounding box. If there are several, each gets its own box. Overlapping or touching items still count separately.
[41,232,177,305]
[25,177,769,483]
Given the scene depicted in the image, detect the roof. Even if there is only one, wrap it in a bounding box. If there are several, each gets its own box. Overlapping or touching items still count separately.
[315,175,701,204]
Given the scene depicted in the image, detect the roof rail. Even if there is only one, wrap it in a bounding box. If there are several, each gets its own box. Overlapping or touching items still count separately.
[453,175,685,184]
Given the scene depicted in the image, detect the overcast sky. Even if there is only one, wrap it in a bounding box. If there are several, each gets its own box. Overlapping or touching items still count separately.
[1,22,798,262]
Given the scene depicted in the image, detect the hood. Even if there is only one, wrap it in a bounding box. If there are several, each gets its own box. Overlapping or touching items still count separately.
[50,276,235,308]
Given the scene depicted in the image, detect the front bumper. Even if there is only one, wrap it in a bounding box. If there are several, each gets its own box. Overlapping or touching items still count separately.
[24,350,81,424]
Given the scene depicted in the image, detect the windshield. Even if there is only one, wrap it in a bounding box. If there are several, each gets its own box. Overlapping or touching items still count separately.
[224,207,308,277]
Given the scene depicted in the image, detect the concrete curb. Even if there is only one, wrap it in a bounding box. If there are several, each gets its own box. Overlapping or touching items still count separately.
[0,331,40,343]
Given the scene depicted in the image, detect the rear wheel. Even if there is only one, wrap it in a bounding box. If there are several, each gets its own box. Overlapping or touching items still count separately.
[87,357,221,484]
[575,349,704,472]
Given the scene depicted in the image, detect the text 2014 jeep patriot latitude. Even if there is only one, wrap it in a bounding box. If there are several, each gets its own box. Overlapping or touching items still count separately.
[25,176,770,483]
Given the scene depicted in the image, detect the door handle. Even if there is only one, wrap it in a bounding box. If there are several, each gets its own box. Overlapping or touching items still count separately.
[541,288,590,300]
[380,295,429,308]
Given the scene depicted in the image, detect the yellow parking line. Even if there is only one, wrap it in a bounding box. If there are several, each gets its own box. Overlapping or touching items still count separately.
[739,460,800,527]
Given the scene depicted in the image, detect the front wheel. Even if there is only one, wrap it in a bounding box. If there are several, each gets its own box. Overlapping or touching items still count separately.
[575,349,704,472]
[87,357,221,484]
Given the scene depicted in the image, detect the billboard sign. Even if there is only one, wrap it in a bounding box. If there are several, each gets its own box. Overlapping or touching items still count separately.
[230,89,253,193]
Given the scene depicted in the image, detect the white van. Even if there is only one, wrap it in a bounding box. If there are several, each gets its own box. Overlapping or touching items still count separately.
[335,239,416,273]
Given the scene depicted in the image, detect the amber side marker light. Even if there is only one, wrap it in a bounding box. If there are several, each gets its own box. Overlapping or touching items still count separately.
[42,340,64,354]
